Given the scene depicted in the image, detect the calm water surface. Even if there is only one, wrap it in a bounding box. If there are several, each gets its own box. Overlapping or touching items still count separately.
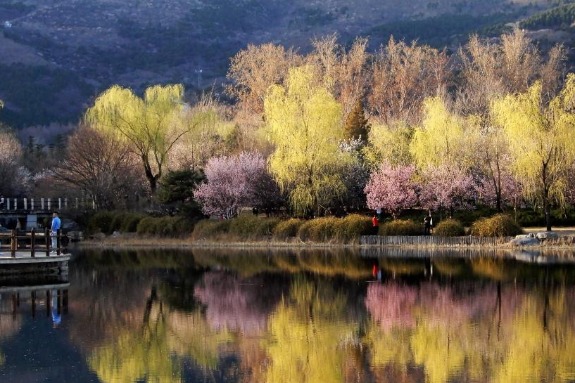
[1,246,575,383]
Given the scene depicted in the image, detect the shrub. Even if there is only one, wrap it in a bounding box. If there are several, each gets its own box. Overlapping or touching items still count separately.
[433,218,465,236]
[273,218,305,240]
[107,211,145,233]
[228,214,280,239]
[135,216,194,237]
[333,214,373,242]
[297,217,339,242]
[88,211,115,234]
[190,218,231,240]
[120,213,145,233]
[136,217,158,235]
[470,214,523,237]
[379,219,421,236]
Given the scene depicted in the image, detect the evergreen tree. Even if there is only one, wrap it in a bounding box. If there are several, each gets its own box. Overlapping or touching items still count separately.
[344,99,370,144]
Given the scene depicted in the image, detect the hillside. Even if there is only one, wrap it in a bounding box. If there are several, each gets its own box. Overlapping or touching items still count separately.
[0,0,573,130]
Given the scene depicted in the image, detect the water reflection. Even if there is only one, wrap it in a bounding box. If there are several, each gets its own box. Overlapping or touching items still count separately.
[2,247,575,382]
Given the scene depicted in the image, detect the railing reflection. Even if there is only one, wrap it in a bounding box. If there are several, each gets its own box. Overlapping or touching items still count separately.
[0,283,69,323]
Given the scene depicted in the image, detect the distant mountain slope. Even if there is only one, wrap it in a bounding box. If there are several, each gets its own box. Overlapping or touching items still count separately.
[0,0,572,129]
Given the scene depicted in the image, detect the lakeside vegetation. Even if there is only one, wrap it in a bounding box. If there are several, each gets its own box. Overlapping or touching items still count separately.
[80,210,573,249]
[3,29,575,238]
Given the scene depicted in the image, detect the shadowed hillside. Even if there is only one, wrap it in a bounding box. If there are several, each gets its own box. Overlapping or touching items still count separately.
[0,0,572,128]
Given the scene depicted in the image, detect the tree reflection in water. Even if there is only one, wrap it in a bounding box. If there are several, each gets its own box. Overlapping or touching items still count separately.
[4,247,575,383]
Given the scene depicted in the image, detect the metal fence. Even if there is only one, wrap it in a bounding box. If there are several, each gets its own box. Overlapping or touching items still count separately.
[0,197,96,212]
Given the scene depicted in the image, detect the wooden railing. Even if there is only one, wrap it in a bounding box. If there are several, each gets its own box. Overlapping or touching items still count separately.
[0,229,66,257]
[360,235,514,247]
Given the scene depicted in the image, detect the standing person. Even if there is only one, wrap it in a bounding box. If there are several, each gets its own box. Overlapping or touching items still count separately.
[50,211,61,253]
[371,214,379,235]
[423,212,432,235]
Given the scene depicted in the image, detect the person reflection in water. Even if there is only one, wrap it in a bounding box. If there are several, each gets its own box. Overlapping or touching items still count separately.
[51,290,62,328]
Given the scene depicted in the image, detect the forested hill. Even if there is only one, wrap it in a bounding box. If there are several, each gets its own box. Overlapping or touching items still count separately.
[0,0,574,129]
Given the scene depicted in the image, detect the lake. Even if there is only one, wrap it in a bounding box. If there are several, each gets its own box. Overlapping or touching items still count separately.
[1,246,575,383]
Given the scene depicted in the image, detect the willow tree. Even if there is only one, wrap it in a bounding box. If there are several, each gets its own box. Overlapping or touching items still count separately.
[491,76,575,231]
[85,84,193,194]
[409,97,480,171]
[264,65,349,216]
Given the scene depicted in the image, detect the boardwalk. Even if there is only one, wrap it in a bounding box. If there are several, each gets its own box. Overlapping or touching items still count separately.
[0,230,70,276]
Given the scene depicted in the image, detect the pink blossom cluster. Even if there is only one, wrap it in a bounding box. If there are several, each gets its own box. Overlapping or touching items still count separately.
[194,151,272,218]
[364,162,418,218]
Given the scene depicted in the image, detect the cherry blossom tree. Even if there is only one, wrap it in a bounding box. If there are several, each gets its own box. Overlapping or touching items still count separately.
[364,162,418,218]
[194,151,280,218]
[476,171,522,210]
[418,164,477,217]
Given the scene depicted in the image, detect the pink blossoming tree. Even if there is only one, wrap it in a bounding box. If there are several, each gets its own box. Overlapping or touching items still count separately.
[194,151,280,218]
[364,162,418,218]
[418,164,477,217]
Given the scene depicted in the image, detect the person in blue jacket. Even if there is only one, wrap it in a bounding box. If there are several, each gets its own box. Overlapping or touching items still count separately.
[50,211,61,253]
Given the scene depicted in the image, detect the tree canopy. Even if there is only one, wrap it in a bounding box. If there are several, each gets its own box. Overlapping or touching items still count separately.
[85,84,192,194]
[491,75,575,230]
[264,65,350,216]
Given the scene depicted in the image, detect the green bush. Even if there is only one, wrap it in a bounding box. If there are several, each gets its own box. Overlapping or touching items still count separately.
[191,218,231,240]
[106,211,145,233]
[136,217,158,235]
[88,211,115,234]
[470,214,523,237]
[228,214,280,239]
[433,218,465,237]
[273,218,305,240]
[135,216,194,237]
[297,217,339,242]
[333,214,373,242]
[379,219,421,236]
[516,209,545,227]
[120,213,145,233]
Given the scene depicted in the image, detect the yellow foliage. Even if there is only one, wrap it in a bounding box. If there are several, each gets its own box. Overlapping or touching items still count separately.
[88,322,181,383]
[410,97,480,170]
[264,65,350,215]
[491,76,575,207]
[364,120,413,167]
[85,84,191,192]
[266,281,356,383]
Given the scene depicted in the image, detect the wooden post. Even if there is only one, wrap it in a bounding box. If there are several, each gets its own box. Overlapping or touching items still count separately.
[45,227,50,256]
[31,228,36,258]
[10,229,16,258]
[31,291,36,318]
[57,228,61,255]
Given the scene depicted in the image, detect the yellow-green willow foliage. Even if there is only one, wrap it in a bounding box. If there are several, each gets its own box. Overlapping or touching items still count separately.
[88,322,181,383]
[166,311,232,369]
[264,278,357,383]
[491,75,575,230]
[493,290,575,383]
[85,84,191,193]
[410,97,481,170]
[168,99,239,170]
[364,121,413,168]
[264,65,350,215]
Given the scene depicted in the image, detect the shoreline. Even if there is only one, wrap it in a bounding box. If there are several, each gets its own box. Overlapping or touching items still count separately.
[72,233,575,253]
